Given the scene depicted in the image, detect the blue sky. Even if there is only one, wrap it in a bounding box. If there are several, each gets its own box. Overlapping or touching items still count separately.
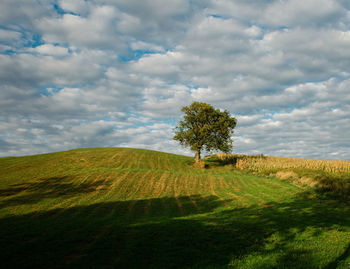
[0,0,349,160]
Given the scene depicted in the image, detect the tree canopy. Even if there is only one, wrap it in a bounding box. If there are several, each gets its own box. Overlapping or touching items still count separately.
[173,102,237,163]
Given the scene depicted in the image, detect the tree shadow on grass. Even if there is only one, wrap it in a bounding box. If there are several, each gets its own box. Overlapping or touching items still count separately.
[0,176,109,209]
[0,193,350,268]
[204,154,266,168]
[205,158,237,167]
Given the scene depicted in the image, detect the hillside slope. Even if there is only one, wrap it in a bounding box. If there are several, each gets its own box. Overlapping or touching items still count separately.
[1,148,350,268]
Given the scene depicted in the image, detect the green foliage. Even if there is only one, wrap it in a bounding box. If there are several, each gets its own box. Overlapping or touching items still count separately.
[173,102,237,162]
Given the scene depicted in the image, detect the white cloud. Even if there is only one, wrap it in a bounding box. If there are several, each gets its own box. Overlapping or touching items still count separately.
[140,84,192,118]
[130,51,184,78]
[0,29,21,42]
[58,0,89,14]
[29,44,69,56]
[0,0,53,27]
[206,0,266,22]
[37,5,127,52]
[263,0,345,27]
[0,50,107,88]
[130,41,164,52]
[0,0,350,160]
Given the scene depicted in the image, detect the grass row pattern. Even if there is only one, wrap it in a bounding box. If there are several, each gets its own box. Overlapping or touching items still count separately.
[1,148,350,268]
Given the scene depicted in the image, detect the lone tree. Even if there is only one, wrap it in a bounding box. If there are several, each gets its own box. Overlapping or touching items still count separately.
[173,102,237,163]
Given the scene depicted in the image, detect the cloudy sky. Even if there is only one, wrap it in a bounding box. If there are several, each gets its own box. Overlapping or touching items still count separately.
[1,0,349,160]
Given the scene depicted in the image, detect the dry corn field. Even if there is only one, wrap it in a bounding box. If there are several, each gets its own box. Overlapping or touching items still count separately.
[215,153,350,173]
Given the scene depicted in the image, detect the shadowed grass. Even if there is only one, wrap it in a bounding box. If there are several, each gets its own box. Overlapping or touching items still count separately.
[1,148,350,268]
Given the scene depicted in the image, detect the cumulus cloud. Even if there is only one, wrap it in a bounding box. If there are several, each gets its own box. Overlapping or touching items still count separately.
[0,0,349,159]
[37,5,127,52]
[0,29,21,42]
[263,0,345,27]
[58,0,90,15]
[28,44,69,56]
[0,0,53,27]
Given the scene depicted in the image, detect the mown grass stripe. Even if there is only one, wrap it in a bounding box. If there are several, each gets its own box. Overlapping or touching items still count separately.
[1,148,350,269]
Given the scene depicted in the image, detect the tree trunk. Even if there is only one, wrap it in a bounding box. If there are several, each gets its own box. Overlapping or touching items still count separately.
[195,150,201,163]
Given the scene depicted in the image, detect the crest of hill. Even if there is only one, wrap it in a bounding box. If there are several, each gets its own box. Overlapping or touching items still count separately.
[0,147,195,175]
[1,147,349,198]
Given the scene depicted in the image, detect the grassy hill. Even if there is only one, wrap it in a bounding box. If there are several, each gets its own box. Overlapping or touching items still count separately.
[0,148,350,268]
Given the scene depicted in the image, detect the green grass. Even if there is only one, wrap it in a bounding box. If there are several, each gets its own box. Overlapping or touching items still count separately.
[0,147,350,268]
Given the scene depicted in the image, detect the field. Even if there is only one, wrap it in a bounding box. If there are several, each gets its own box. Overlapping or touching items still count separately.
[211,153,350,197]
[212,153,350,173]
[1,148,350,268]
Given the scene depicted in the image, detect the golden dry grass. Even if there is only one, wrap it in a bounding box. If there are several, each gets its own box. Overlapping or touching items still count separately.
[212,153,350,194]
[215,153,350,173]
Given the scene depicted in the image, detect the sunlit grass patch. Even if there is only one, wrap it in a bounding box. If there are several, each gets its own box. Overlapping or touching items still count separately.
[0,148,350,268]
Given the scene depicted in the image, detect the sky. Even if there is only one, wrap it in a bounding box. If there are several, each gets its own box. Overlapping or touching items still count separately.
[0,0,349,160]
